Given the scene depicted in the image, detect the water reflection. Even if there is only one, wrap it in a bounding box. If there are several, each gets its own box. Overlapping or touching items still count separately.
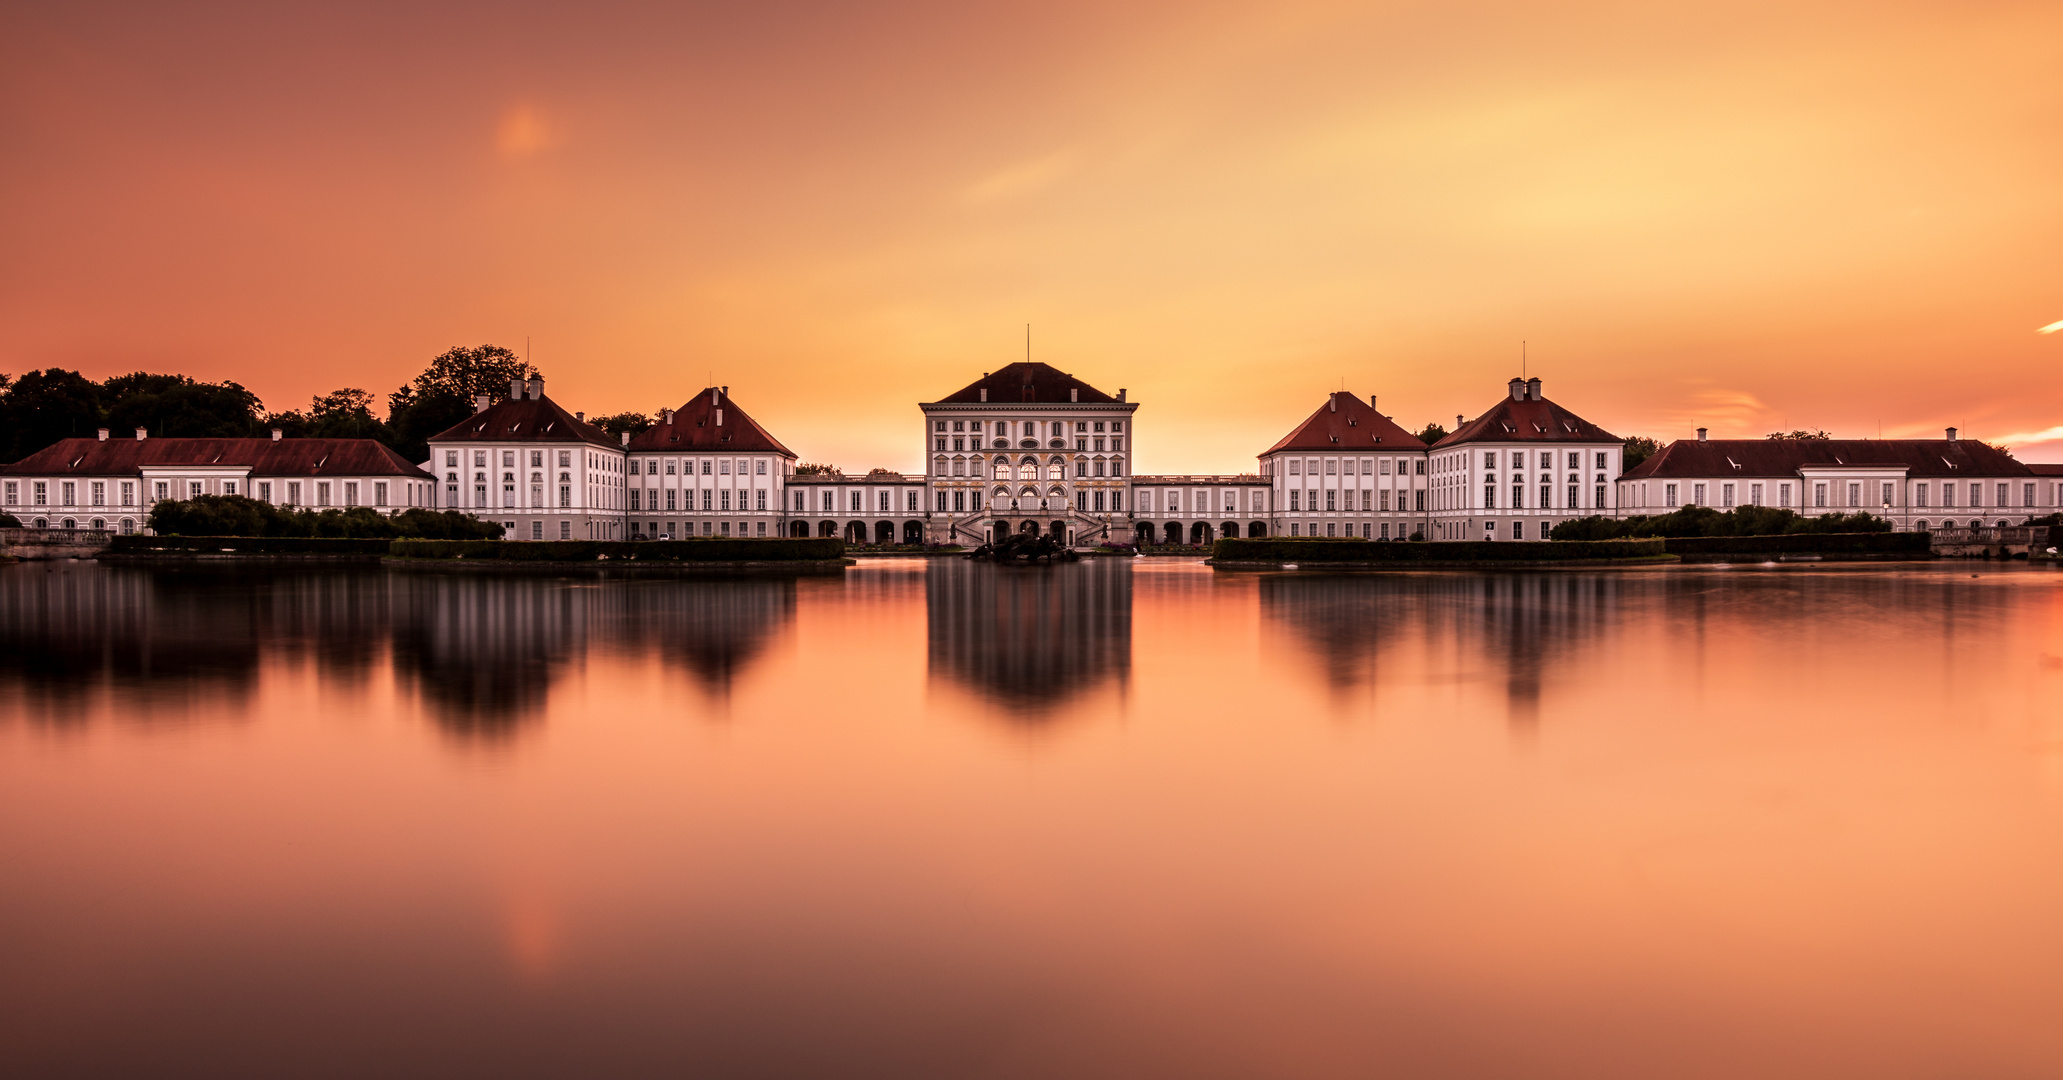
[0,564,801,738]
[925,559,1132,720]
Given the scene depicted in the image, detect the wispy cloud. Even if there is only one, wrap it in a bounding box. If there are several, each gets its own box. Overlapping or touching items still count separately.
[2039,320,2063,334]
[1992,424,2063,446]
[962,150,1076,206]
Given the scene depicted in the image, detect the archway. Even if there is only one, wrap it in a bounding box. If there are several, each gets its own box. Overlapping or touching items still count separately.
[874,521,894,544]
[845,521,868,544]
[1247,521,1266,537]
[1219,522,1236,539]
[818,520,837,537]
[1015,520,1037,537]
[1050,520,1067,542]
[902,520,923,544]
[790,521,809,537]
[1189,522,1210,545]
[1163,522,1181,545]
[1134,523,1154,545]
[61,518,75,529]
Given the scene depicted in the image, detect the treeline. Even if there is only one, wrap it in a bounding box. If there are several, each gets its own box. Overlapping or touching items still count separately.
[147,495,504,539]
[0,345,662,465]
[1551,506,1892,540]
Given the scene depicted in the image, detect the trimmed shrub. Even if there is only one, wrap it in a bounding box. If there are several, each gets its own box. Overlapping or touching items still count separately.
[147,495,501,540]
[1553,507,1892,540]
[388,538,847,562]
[106,535,391,555]
[0,511,20,528]
[1212,538,1666,562]
[1663,532,1930,557]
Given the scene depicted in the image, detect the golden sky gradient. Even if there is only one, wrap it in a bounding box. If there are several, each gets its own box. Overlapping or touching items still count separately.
[3,1,2061,472]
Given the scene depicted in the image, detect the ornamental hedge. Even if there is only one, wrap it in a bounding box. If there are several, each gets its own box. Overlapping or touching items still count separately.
[1662,532,1930,557]
[1211,538,1667,563]
[106,535,393,555]
[387,538,847,562]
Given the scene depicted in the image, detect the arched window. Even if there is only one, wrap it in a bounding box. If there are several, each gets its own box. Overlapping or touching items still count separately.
[1047,463,1062,480]
[994,462,1010,480]
[1018,464,1036,480]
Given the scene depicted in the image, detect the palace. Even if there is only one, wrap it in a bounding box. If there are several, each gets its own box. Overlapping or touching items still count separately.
[7,363,2060,541]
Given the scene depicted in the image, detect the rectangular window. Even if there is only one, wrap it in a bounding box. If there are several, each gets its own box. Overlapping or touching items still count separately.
[90,482,105,506]
[1361,490,1371,511]
[850,491,861,511]
[1722,483,1734,507]
[374,482,388,506]
[757,461,767,475]
[756,490,766,511]
[155,481,169,502]
[1943,484,1955,507]
[1846,483,1859,508]
[630,490,641,511]
[256,482,270,503]
[1996,483,2008,507]
[286,482,301,505]
[559,485,570,507]
[721,490,731,511]
[1666,483,1678,507]
[1484,484,1496,508]
[1881,482,1893,507]
[1380,490,1389,512]
[1814,483,1827,508]
[1693,483,1706,506]
[2024,483,2035,508]
[1779,483,1792,508]
[474,451,487,468]
[1751,483,1763,506]
[1916,483,1928,507]
[1289,491,1300,511]
[560,521,571,539]
[317,482,333,506]
[666,489,677,511]
[344,482,359,507]
[3,481,15,505]
[1325,490,1335,511]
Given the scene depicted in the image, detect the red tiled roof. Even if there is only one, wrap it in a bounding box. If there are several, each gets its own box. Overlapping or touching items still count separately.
[1623,439,2030,480]
[928,362,1121,405]
[2027,463,2063,476]
[1433,385,1619,447]
[1,437,431,478]
[627,387,795,457]
[1263,392,1429,454]
[428,393,620,450]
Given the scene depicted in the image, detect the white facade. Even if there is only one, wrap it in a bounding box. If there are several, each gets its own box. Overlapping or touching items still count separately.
[1426,378,1622,542]
[425,380,628,541]
[1,428,434,535]
[1130,477,1273,545]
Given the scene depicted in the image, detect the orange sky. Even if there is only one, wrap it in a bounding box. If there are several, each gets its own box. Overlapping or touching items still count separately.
[4,1,2061,472]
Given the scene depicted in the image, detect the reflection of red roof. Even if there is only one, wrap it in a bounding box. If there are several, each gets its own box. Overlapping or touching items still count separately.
[628,387,795,457]
[928,362,1121,405]
[1264,392,1427,454]
[428,394,619,450]
[1433,390,1618,447]
[2,438,431,477]
[1625,439,2029,479]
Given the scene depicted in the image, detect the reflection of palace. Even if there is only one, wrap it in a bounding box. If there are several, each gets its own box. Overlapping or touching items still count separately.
[0,564,798,736]
[1259,572,1628,727]
[925,560,1131,718]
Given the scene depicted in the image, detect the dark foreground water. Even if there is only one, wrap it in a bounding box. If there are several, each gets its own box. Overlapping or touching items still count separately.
[2,558,2061,1079]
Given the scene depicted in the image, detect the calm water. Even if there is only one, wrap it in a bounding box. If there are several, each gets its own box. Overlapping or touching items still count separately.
[3,558,2062,1078]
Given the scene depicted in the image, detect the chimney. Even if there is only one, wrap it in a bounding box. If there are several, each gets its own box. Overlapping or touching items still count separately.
[663,408,673,425]
[509,378,522,400]
[1070,388,1078,402]
[721,385,728,396]
[1370,394,1378,409]
[1456,414,1463,429]
[711,387,720,406]
[135,427,148,441]
[96,428,109,441]
[575,411,585,422]
[474,395,490,413]
[979,388,987,402]
[620,432,630,447]
[1527,377,1541,401]
[1946,427,1958,443]
[715,409,723,426]
[1329,395,1337,413]
[270,428,283,442]
[1508,377,1525,402]
[1697,427,1708,442]
[526,377,541,400]
[1117,388,1127,402]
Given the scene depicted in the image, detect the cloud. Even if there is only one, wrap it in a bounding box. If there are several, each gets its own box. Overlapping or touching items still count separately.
[2039,320,2063,334]
[1991,424,2063,446]
[495,105,555,158]
[962,150,1076,206]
